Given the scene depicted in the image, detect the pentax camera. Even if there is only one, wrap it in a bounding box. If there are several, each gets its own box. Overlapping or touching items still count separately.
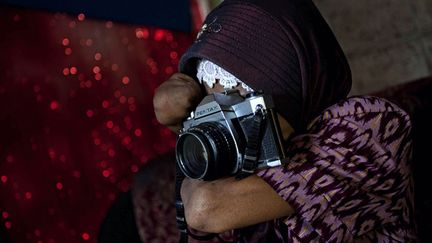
[175,90,288,180]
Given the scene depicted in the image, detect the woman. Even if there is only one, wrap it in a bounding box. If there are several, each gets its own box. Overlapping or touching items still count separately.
[152,0,417,241]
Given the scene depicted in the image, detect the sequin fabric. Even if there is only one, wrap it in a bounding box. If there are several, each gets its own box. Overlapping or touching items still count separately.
[0,6,193,242]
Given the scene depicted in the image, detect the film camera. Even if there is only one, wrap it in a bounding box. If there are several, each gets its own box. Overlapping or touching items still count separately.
[175,90,288,180]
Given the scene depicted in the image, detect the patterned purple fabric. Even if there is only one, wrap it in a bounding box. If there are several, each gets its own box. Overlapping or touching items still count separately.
[257,96,416,242]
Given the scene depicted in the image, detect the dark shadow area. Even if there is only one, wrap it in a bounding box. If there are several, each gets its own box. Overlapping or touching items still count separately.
[99,191,142,243]
[0,223,11,243]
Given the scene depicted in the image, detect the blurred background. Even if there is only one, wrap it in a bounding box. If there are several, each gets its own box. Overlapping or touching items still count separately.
[0,0,431,242]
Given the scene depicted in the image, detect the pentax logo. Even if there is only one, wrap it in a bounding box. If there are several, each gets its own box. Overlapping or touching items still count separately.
[196,105,218,116]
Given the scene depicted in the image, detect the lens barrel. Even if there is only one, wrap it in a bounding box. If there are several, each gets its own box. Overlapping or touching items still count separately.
[176,122,237,180]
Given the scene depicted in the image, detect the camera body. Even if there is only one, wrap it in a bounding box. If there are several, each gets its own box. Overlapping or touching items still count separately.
[176,90,287,180]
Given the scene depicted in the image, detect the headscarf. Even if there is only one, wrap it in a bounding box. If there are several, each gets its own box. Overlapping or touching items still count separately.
[179,0,352,131]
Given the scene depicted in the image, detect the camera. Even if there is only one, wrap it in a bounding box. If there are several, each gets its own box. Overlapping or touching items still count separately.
[175,90,287,180]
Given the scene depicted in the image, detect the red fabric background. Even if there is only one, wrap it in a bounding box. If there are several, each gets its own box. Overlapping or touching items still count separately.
[0,6,193,243]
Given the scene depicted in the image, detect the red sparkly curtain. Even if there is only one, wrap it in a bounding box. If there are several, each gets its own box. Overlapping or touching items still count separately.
[0,6,194,243]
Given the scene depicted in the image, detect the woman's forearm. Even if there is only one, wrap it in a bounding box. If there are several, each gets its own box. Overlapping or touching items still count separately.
[180,175,294,233]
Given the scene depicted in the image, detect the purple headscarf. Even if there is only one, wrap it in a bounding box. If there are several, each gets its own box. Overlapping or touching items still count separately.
[179,0,352,131]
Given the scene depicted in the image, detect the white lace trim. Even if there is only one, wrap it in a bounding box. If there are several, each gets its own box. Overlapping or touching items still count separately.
[196,59,254,92]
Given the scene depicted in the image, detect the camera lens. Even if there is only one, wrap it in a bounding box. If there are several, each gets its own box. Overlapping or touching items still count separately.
[176,122,237,180]
[180,134,209,178]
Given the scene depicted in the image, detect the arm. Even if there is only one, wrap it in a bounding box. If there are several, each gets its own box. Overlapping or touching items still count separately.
[181,175,293,233]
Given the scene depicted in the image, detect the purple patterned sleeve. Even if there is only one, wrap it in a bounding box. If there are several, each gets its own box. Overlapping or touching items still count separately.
[257,96,417,242]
